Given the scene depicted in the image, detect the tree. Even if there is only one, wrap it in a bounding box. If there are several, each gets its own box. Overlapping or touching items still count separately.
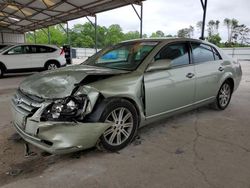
[69,23,96,48]
[189,26,194,37]
[26,25,67,46]
[177,26,194,38]
[224,18,231,42]
[150,30,165,38]
[177,28,189,38]
[207,20,220,37]
[104,24,124,46]
[223,18,239,43]
[232,24,250,44]
[124,31,140,40]
[207,34,221,46]
[215,20,220,33]
[230,19,239,42]
[196,21,203,32]
[165,34,173,37]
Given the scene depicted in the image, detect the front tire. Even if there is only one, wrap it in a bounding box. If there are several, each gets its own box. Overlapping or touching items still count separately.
[0,66,4,78]
[99,99,139,152]
[213,81,232,110]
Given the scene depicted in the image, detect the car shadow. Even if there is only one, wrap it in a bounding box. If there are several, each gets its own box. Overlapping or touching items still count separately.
[3,73,34,78]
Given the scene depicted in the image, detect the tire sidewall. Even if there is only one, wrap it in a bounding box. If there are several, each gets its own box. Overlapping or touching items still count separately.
[216,81,232,110]
[45,61,59,70]
[0,66,4,78]
[99,98,139,151]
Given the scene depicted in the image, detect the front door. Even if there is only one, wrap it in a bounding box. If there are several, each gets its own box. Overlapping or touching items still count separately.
[144,42,195,118]
[3,45,30,69]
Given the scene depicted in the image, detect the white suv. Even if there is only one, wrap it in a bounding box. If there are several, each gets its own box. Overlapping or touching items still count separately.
[0,44,67,77]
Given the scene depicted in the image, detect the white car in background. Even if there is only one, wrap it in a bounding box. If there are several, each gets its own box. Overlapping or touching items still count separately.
[0,44,67,77]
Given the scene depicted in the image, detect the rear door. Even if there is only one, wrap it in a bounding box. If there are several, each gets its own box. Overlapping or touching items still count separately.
[28,45,58,68]
[144,42,196,117]
[191,42,224,102]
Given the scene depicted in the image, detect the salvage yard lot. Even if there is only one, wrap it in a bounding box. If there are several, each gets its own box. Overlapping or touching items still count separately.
[0,62,250,188]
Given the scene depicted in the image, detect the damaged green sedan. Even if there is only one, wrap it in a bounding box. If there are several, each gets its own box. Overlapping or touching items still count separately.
[11,38,242,154]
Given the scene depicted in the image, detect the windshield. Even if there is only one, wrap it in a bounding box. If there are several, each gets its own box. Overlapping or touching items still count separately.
[0,45,13,52]
[85,41,158,71]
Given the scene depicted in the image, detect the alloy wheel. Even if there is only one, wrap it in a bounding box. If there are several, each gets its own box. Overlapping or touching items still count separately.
[48,63,58,70]
[219,83,231,107]
[103,107,133,146]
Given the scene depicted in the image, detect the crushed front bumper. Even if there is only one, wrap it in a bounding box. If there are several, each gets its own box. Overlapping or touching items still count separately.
[11,102,111,154]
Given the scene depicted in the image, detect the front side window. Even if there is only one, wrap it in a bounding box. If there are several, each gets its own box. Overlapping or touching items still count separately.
[6,46,23,55]
[85,41,158,71]
[155,43,190,67]
[212,47,221,60]
[191,43,215,64]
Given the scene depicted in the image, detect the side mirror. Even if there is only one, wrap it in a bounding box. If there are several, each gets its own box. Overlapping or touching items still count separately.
[146,59,172,72]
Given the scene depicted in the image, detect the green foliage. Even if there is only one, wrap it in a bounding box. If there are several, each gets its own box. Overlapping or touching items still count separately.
[207,20,220,37]
[104,24,124,46]
[207,34,222,46]
[26,25,67,46]
[25,18,249,49]
[124,31,140,40]
[26,23,155,48]
[150,30,165,38]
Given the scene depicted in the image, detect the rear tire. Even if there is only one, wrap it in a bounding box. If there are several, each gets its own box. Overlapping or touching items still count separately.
[99,99,139,152]
[0,66,4,78]
[212,81,232,110]
[45,61,59,70]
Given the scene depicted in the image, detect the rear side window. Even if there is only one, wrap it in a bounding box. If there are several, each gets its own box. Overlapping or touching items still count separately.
[191,43,214,64]
[37,46,56,53]
[29,46,37,53]
[155,43,190,67]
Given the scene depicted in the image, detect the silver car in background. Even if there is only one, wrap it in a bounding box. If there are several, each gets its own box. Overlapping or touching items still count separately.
[10,38,242,154]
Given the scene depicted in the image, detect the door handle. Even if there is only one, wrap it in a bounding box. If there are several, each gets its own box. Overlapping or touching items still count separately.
[218,67,224,72]
[186,73,195,78]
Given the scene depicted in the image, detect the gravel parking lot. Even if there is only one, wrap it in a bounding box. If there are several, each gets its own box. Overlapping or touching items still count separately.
[0,62,250,188]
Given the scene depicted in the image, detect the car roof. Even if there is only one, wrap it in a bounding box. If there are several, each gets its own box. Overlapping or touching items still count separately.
[121,37,217,47]
[11,44,59,48]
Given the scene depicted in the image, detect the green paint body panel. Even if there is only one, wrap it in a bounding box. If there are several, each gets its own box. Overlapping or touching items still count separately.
[11,38,242,154]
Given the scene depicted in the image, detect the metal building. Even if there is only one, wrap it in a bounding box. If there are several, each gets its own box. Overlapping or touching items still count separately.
[0,0,144,46]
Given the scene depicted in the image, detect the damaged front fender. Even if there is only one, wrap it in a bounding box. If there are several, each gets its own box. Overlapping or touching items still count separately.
[74,86,100,115]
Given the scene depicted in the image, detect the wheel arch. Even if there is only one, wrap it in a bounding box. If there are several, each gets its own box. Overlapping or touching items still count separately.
[0,62,7,71]
[44,59,60,68]
[218,71,235,93]
[86,95,141,125]
[225,77,234,93]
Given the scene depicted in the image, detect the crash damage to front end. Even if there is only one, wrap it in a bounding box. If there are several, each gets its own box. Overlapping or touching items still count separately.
[10,65,127,154]
[11,88,112,154]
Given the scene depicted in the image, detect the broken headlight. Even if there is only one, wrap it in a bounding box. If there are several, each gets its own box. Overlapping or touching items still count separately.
[41,95,88,121]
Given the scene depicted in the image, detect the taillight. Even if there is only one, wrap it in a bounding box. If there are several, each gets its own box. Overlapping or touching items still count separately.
[60,48,65,56]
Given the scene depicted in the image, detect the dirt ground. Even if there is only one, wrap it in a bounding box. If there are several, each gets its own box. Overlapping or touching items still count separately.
[0,62,250,188]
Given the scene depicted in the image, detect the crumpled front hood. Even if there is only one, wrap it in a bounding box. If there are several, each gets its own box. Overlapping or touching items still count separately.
[19,65,127,99]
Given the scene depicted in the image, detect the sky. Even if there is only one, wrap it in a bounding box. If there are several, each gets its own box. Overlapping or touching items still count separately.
[68,0,250,42]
